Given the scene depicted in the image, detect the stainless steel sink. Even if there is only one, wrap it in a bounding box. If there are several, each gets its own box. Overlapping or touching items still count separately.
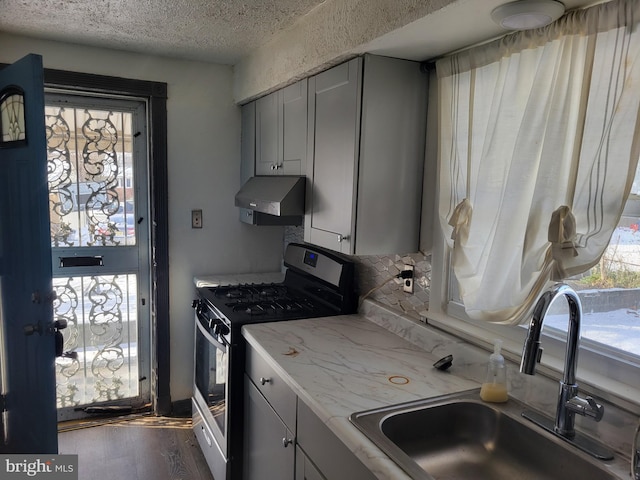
[349,389,619,480]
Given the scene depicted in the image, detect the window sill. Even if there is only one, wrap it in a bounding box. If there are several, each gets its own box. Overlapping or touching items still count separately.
[425,309,640,417]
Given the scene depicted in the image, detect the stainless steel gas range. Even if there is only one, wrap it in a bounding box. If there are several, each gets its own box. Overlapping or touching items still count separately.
[191,243,357,480]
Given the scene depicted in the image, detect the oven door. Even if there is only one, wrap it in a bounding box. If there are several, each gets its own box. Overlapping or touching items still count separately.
[193,308,229,458]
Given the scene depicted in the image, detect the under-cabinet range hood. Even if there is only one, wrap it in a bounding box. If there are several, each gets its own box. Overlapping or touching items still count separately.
[235,176,305,218]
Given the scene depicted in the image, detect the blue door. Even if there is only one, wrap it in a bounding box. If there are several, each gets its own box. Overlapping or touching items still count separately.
[0,54,58,453]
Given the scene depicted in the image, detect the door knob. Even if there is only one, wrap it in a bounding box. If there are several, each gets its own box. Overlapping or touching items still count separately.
[54,319,68,330]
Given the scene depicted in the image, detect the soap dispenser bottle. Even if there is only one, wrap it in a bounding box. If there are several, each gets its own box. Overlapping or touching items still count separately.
[480,339,508,403]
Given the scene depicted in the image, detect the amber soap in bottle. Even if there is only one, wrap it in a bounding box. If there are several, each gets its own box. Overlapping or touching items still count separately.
[480,339,508,403]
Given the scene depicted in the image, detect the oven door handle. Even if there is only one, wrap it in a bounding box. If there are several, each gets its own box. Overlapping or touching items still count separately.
[195,314,229,351]
[218,334,230,348]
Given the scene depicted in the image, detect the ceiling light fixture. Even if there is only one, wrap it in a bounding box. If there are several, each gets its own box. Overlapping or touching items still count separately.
[491,0,565,30]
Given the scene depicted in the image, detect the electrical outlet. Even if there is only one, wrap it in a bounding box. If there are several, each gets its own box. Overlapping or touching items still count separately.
[192,209,203,228]
[403,265,414,293]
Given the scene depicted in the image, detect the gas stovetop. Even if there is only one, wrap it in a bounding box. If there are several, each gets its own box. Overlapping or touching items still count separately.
[196,243,358,326]
[198,281,339,324]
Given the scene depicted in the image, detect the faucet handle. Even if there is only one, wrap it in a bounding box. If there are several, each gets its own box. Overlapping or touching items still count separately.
[585,396,604,421]
[566,395,604,422]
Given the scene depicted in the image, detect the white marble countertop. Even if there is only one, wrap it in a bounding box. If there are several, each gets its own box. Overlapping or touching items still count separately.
[242,302,632,480]
[242,314,479,479]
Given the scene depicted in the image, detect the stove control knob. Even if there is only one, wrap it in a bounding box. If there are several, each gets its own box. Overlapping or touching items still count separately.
[191,299,200,309]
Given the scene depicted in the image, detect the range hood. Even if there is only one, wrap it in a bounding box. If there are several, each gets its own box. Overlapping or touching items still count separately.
[235,176,305,217]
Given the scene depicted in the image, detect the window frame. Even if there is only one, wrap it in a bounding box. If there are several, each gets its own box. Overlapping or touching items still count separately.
[0,63,172,415]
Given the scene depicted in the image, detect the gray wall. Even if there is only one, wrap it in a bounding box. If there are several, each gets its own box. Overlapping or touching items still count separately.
[0,32,285,401]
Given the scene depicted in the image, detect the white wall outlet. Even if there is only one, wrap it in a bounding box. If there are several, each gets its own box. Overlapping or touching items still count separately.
[192,209,203,228]
[403,265,414,293]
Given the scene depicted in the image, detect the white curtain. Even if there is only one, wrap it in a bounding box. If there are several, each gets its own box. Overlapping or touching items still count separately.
[437,0,640,324]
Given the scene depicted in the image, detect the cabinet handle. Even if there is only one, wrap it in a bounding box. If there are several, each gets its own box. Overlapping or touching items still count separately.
[337,234,350,243]
[201,426,212,447]
[260,377,272,385]
[270,163,283,170]
[282,437,293,448]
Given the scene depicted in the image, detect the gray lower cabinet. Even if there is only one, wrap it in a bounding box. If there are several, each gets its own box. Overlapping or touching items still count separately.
[295,446,326,480]
[243,375,295,480]
[296,401,376,480]
[244,342,376,480]
[304,54,427,255]
[244,343,297,480]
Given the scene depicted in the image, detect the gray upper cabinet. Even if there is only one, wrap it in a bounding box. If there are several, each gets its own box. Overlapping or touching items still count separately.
[256,80,308,176]
[304,55,427,255]
[239,102,257,224]
[304,59,361,254]
[239,81,307,225]
[241,101,256,185]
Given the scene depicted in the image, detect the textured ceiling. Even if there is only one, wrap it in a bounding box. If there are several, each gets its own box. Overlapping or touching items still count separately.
[1,0,604,95]
[0,0,327,65]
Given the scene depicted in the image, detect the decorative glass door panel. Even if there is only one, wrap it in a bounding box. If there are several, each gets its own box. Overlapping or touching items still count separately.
[45,94,150,419]
[53,274,138,407]
[47,106,137,248]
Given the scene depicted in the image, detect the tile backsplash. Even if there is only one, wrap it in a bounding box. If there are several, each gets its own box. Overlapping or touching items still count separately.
[353,252,431,321]
[284,226,432,321]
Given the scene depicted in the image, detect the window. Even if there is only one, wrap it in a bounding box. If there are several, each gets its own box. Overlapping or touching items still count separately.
[551,179,640,358]
[429,0,640,406]
[0,86,27,146]
[434,190,640,406]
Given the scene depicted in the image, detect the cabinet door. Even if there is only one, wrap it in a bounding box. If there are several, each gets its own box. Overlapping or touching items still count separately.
[297,401,376,480]
[305,58,362,254]
[239,102,257,223]
[255,81,307,176]
[241,102,256,185]
[255,91,280,175]
[244,375,295,480]
[295,446,327,480]
[282,80,307,176]
[246,341,297,431]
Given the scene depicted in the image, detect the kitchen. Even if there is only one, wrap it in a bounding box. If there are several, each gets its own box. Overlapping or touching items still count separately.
[1,0,640,479]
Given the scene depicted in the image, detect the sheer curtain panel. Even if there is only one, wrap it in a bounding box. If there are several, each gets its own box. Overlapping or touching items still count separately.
[437,0,640,324]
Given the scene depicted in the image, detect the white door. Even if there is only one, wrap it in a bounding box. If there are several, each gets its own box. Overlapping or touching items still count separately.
[45,93,151,420]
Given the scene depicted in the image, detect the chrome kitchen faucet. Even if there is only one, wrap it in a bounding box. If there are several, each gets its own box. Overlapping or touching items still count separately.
[519,283,613,460]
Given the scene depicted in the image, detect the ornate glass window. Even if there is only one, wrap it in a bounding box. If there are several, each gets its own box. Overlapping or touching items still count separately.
[0,86,27,146]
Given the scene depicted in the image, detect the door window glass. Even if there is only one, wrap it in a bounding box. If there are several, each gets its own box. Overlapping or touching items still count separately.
[54,275,139,407]
[0,87,26,144]
[46,106,136,247]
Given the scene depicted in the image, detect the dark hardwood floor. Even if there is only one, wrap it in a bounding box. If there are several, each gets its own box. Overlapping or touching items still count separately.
[58,415,215,480]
